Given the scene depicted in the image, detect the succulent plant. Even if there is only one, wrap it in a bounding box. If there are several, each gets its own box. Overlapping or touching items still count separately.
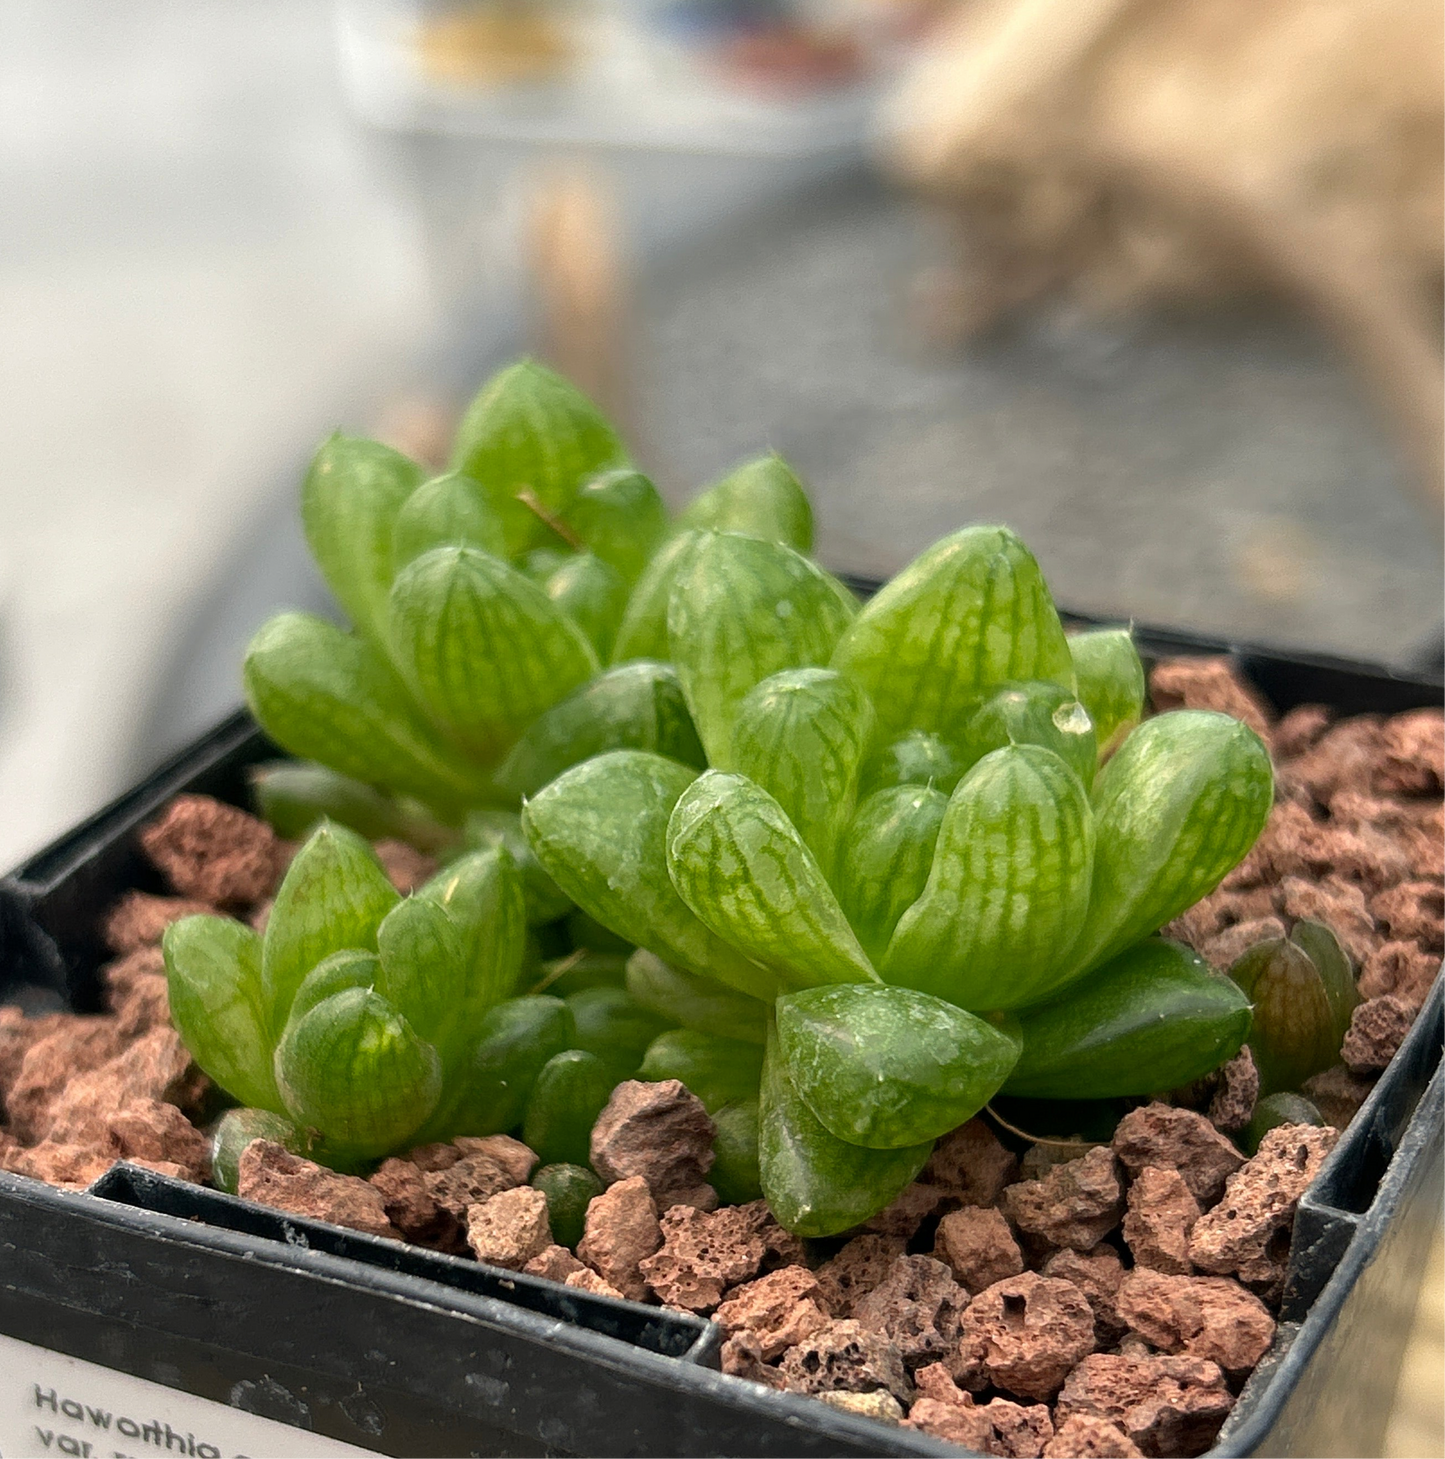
[524,524,1273,1234]
[162,821,671,1177]
[240,361,808,873]
[1228,920,1358,1096]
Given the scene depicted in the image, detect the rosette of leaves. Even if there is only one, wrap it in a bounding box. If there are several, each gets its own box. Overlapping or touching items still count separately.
[523,525,1271,1234]
[163,819,665,1176]
[241,361,818,930]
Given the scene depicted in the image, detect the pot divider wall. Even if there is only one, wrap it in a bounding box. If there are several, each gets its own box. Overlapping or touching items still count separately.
[1,618,1440,1458]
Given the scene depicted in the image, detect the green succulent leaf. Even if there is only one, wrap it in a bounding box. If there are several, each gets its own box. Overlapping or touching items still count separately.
[759,1026,931,1237]
[1004,938,1252,1099]
[668,533,857,768]
[249,760,456,853]
[639,1028,766,1112]
[1069,628,1146,755]
[1229,921,1357,1096]
[1071,710,1274,974]
[729,668,875,872]
[388,545,598,762]
[677,454,813,551]
[391,470,508,572]
[1246,1093,1325,1153]
[963,681,1097,790]
[667,770,878,990]
[210,1107,304,1194]
[522,750,778,1001]
[463,810,570,926]
[261,822,399,1035]
[776,984,1020,1149]
[710,1099,764,1205]
[883,745,1094,1010]
[162,915,278,1112]
[1290,919,1359,1040]
[301,434,423,648]
[434,994,575,1141]
[521,547,573,584]
[610,530,706,664]
[835,784,948,966]
[831,525,1073,744]
[275,988,441,1158]
[288,948,378,1026]
[376,895,464,1052]
[540,951,629,998]
[565,985,672,1084]
[449,360,626,554]
[532,1162,603,1249]
[560,468,669,585]
[625,948,769,1044]
[492,661,705,804]
[857,731,970,799]
[545,552,629,660]
[417,847,528,1019]
[522,1049,616,1167]
[243,613,495,810]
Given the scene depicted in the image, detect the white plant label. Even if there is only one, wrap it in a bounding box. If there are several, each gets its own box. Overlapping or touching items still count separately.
[0,1334,375,1459]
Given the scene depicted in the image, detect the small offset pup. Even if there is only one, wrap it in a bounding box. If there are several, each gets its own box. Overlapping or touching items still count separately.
[882,0,1444,510]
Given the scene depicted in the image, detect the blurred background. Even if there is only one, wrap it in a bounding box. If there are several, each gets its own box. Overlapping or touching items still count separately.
[0,1,1440,1447]
[3,0,1442,871]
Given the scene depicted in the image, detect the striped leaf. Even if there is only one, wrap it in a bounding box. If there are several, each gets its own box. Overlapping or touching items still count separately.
[962,681,1097,790]
[610,531,706,664]
[1069,628,1146,756]
[729,668,875,872]
[1070,710,1274,974]
[521,750,779,1001]
[163,915,278,1112]
[677,454,813,551]
[388,545,598,763]
[544,552,629,661]
[301,434,422,648]
[831,525,1073,744]
[1005,938,1252,1099]
[391,471,507,572]
[560,467,670,585]
[493,661,705,803]
[288,949,378,1027]
[275,988,441,1158]
[666,770,877,989]
[835,784,947,964]
[857,730,970,799]
[261,822,399,1035]
[758,1025,931,1237]
[776,984,1020,1149]
[625,948,769,1044]
[376,895,464,1053]
[883,745,1094,1010]
[449,360,626,554]
[418,847,528,1017]
[244,613,494,811]
[667,533,857,768]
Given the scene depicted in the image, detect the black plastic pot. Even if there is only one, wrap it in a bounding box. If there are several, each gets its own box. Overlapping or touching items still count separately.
[1,621,1441,1458]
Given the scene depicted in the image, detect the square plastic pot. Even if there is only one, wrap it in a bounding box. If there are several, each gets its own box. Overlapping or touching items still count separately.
[1,617,1440,1458]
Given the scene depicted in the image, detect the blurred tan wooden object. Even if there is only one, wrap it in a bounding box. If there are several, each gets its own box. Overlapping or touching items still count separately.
[884,0,1444,512]
[528,164,630,434]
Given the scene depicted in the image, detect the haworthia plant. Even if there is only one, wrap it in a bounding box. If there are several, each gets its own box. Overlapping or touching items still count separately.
[525,518,1272,1234]
[163,821,677,1177]
[243,357,822,870]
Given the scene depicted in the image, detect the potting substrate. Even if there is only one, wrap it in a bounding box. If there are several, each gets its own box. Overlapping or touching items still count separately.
[0,645,1440,1459]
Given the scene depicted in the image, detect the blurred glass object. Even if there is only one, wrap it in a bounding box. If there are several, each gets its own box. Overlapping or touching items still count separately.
[336,0,948,153]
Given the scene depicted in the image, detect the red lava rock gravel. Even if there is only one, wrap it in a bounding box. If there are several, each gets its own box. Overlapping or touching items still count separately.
[955,1272,1097,1401]
[1054,1353,1234,1458]
[576,1175,661,1302]
[1002,1146,1126,1252]
[852,1254,968,1368]
[1122,1167,1200,1275]
[139,794,287,906]
[639,1202,768,1312]
[589,1078,717,1211]
[465,1186,553,1270]
[236,1140,399,1240]
[935,1204,1026,1293]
